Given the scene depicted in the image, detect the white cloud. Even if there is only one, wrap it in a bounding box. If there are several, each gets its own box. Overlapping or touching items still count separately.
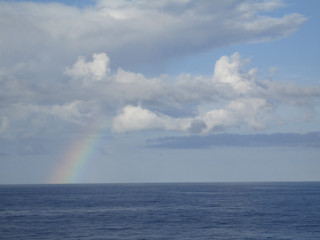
[197,98,273,133]
[1,49,319,137]
[110,52,319,134]
[212,52,257,94]
[227,98,273,130]
[112,105,191,132]
[112,97,273,134]
[65,53,110,83]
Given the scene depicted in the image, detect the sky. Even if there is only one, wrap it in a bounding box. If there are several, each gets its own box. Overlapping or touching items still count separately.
[0,0,319,184]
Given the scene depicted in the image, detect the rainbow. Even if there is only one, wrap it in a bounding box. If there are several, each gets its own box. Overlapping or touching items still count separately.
[48,122,107,184]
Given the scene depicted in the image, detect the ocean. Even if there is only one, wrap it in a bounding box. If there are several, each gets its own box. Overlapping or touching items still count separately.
[1,182,320,239]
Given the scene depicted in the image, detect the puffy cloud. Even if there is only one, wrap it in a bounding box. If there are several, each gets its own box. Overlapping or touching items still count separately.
[1,50,319,137]
[111,52,319,134]
[112,105,191,132]
[112,105,165,132]
[198,98,269,133]
[112,97,273,134]
[212,52,257,94]
[65,53,110,83]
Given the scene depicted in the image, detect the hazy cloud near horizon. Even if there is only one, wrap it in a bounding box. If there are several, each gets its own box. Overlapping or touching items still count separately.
[148,132,320,149]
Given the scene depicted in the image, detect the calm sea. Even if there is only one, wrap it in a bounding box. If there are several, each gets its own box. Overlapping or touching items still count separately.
[1,182,320,239]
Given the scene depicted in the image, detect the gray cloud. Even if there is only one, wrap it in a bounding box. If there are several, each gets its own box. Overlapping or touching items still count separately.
[1,51,320,138]
[0,0,306,72]
[111,53,320,134]
[148,132,320,149]
[0,1,318,139]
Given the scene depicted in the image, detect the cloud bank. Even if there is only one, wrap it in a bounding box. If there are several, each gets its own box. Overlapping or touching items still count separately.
[1,51,319,138]
[0,0,318,140]
[111,52,320,134]
[0,0,306,71]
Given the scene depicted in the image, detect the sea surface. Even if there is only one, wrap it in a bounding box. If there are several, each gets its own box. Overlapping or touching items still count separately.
[1,182,320,239]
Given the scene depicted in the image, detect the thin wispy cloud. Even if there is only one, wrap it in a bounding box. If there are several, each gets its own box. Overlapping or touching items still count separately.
[148,132,320,149]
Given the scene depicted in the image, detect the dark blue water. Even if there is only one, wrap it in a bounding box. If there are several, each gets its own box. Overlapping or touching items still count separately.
[1,182,320,239]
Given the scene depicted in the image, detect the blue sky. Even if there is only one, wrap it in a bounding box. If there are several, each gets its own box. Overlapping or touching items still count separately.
[0,0,319,184]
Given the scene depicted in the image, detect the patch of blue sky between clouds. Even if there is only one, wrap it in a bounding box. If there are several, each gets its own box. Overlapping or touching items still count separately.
[161,0,320,83]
